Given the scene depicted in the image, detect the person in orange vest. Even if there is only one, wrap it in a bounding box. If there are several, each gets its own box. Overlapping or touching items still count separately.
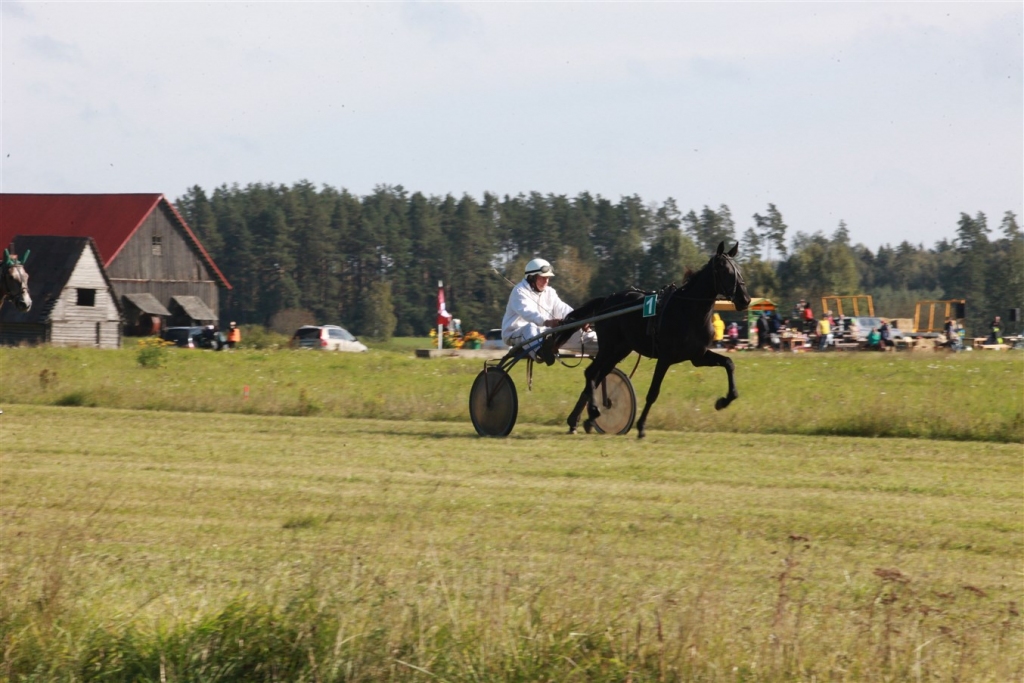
[226,321,241,349]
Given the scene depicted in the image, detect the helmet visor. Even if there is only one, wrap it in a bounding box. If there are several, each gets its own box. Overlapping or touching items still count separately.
[526,264,555,277]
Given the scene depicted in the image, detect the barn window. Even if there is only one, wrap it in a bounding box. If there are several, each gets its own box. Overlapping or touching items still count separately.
[152,236,162,256]
[76,288,96,307]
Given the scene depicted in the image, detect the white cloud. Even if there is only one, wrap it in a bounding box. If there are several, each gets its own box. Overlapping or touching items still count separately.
[1,2,1020,247]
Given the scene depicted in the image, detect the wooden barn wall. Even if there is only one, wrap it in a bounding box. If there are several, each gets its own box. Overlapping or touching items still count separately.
[106,202,220,318]
[49,249,122,349]
[49,321,121,349]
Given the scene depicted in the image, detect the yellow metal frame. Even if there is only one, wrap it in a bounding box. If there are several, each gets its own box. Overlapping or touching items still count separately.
[913,300,966,333]
[820,295,874,318]
[713,297,776,312]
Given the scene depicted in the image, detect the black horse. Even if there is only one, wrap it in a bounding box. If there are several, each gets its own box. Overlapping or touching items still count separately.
[555,241,750,438]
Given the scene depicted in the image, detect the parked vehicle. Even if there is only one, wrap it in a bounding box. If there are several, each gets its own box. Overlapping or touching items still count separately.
[481,328,509,351]
[160,326,204,348]
[841,317,905,342]
[291,325,368,352]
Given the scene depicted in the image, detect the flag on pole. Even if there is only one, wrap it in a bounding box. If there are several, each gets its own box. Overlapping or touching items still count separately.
[437,281,452,326]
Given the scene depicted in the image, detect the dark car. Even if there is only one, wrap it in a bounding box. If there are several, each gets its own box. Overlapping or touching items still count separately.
[160,326,205,348]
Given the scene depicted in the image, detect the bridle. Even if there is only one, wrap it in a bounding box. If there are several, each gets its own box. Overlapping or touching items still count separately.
[712,253,744,302]
[1,250,31,312]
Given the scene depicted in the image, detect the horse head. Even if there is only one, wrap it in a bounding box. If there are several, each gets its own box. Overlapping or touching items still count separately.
[3,248,32,312]
[713,242,749,311]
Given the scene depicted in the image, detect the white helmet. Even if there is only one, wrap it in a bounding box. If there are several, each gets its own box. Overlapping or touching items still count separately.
[524,258,554,278]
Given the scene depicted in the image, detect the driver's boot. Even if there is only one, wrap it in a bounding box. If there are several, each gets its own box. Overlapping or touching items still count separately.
[536,336,558,366]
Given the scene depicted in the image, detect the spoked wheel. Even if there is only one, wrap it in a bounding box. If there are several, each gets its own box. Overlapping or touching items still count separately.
[469,368,519,437]
[591,368,636,435]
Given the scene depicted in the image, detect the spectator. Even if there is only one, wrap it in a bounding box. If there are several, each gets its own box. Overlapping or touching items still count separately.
[226,321,241,349]
[866,327,882,350]
[766,311,782,350]
[712,312,725,348]
[802,300,815,334]
[816,315,833,351]
[756,311,770,349]
[879,319,894,351]
[988,315,1003,345]
[944,318,961,351]
[793,300,804,322]
[726,321,740,350]
[201,324,219,350]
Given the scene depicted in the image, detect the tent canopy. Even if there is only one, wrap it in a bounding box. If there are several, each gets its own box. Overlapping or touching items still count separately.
[714,297,776,312]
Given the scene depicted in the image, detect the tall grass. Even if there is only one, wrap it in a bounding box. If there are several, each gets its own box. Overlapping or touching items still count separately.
[1,344,1021,442]
[1,408,1020,680]
[6,561,1018,681]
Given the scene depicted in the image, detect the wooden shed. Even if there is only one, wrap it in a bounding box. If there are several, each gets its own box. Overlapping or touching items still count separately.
[0,236,122,348]
[0,194,231,335]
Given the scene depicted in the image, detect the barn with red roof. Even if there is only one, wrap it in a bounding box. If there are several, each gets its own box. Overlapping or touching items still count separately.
[0,194,231,336]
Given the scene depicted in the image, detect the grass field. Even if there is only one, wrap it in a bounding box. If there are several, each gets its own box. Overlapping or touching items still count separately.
[0,346,1022,681]
[0,345,1021,442]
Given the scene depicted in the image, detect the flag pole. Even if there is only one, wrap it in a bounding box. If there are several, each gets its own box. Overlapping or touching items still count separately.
[437,280,444,351]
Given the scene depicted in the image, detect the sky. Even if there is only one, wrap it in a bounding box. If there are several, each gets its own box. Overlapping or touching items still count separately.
[2,1,1021,252]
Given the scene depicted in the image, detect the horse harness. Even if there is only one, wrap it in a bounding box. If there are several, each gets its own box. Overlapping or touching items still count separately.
[628,282,680,357]
[1,249,31,312]
[631,253,742,356]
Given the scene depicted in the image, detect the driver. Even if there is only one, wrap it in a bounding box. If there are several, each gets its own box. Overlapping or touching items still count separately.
[502,258,593,365]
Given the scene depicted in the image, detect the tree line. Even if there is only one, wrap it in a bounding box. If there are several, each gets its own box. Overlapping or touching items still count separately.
[175,182,1023,338]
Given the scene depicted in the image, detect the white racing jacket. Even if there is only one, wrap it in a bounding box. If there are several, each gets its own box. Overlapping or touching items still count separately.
[501,279,574,345]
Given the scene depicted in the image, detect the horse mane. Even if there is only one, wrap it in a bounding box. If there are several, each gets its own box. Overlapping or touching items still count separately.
[676,257,715,295]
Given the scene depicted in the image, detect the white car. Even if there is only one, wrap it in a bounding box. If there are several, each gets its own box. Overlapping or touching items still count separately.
[841,317,905,342]
[291,325,368,352]
[481,328,509,351]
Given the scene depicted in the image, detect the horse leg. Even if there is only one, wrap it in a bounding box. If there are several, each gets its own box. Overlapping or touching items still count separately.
[635,358,671,439]
[567,360,603,434]
[566,387,591,434]
[691,349,738,410]
[583,349,634,434]
[567,354,621,434]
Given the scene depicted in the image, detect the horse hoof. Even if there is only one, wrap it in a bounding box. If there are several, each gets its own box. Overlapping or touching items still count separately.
[583,420,594,434]
[715,397,731,411]
[637,429,646,439]
[568,427,577,435]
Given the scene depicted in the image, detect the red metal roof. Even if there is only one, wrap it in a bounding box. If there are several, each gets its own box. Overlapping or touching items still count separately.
[0,193,230,289]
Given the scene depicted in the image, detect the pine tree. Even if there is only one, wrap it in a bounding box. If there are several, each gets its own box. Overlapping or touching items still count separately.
[950,211,991,335]
[175,186,223,257]
[988,211,1024,334]
[640,198,699,288]
[684,205,736,254]
[753,204,788,261]
[364,280,397,341]
[211,186,257,324]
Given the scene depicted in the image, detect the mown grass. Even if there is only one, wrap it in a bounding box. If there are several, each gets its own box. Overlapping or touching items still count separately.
[1,344,1021,442]
[1,406,1021,681]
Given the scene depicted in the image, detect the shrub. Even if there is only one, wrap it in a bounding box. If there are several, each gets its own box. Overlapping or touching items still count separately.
[239,325,290,350]
[136,337,171,368]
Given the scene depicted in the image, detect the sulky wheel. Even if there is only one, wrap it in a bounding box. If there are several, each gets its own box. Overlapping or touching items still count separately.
[591,367,636,435]
[469,368,518,437]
